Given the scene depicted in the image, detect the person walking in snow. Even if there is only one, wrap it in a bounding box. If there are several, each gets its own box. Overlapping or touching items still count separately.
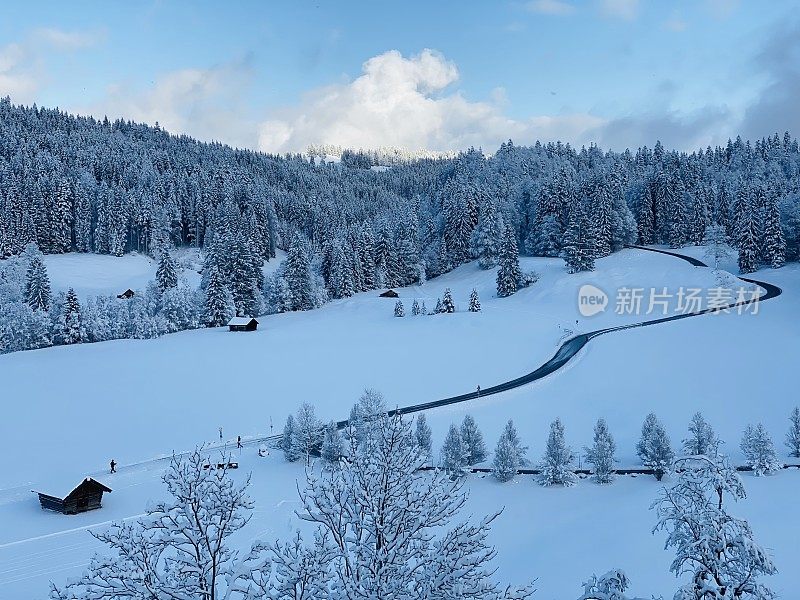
[237,435,242,449]
[476,385,481,396]
[219,426,223,442]
[110,459,116,474]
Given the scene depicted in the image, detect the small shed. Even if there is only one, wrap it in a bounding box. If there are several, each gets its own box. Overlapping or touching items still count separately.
[379,289,399,298]
[117,289,135,299]
[34,478,112,515]
[228,317,259,332]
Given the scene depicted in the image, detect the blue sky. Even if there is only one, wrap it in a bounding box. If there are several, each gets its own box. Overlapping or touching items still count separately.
[1,0,798,153]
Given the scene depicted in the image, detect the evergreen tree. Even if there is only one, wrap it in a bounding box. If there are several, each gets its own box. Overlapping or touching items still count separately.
[411,298,420,316]
[156,251,178,292]
[563,203,596,273]
[415,413,433,458]
[538,418,576,486]
[284,232,317,311]
[492,419,527,482]
[786,407,800,458]
[737,202,759,274]
[762,198,786,268]
[459,415,487,465]
[526,214,561,257]
[496,225,522,297]
[469,200,503,269]
[682,412,720,456]
[61,288,83,345]
[440,423,467,477]
[321,421,343,463]
[702,224,732,270]
[468,288,481,312]
[203,266,235,327]
[442,288,455,313]
[394,299,405,317]
[421,300,427,315]
[282,414,301,462]
[636,412,674,480]
[434,298,443,313]
[584,418,616,484]
[741,423,781,476]
[24,254,51,311]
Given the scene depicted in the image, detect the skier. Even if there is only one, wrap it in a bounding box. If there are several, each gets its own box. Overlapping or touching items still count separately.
[237,435,242,449]
[476,385,481,396]
[218,426,223,442]
[110,459,117,474]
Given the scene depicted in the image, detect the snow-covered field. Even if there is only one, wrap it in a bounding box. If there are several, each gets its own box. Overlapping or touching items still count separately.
[1,247,798,598]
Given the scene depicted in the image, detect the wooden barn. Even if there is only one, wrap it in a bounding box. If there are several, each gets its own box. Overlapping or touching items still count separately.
[228,317,259,332]
[379,289,399,298]
[34,478,112,515]
[117,289,135,299]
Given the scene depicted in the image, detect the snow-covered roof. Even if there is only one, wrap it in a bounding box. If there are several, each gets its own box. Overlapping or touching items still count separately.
[34,476,112,500]
[227,317,258,326]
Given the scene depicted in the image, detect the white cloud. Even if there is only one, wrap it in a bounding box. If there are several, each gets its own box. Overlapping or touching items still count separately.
[257,49,604,154]
[0,29,101,104]
[81,59,258,149]
[664,14,688,32]
[599,0,640,20]
[526,0,576,16]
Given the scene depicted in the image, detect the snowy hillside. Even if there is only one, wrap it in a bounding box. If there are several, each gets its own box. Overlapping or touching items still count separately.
[1,247,798,598]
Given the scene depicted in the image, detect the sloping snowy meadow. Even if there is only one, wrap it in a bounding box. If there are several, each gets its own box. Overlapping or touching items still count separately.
[1,246,798,598]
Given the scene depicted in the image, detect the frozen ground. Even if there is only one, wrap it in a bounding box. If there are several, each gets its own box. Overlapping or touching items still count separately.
[0,246,797,598]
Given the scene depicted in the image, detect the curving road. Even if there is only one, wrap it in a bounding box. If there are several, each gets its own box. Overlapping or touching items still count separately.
[92,246,785,472]
[380,245,782,419]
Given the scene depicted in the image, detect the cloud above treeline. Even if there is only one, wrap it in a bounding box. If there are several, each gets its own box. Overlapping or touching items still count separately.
[1,22,797,155]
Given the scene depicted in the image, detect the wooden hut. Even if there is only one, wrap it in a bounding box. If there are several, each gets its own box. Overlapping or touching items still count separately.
[34,478,112,515]
[228,317,259,332]
[117,289,135,299]
[379,289,399,298]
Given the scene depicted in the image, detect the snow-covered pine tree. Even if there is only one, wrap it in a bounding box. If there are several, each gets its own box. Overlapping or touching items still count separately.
[740,423,781,476]
[442,288,455,313]
[492,419,528,482]
[282,414,301,462]
[762,197,786,268]
[460,415,487,465]
[584,418,617,484]
[786,406,800,458]
[440,423,467,477]
[284,232,317,311]
[203,265,235,327]
[682,412,720,457]
[415,413,433,459]
[563,203,596,273]
[24,254,51,311]
[61,288,83,345]
[156,251,178,292]
[496,225,522,297]
[394,299,405,317]
[52,179,73,253]
[411,298,420,315]
[526,214,562,257]
[737,201,759,274]
[539,418,576,486]
[468,288,481,312]
[469,200,503,269]
[636,412,674,480]
[421,300,427,315]
[434,298,443,313]
[321,421,343,463]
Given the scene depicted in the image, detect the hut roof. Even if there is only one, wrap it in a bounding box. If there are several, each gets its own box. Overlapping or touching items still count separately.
[227,317,259,326]
[35,477,112,500]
